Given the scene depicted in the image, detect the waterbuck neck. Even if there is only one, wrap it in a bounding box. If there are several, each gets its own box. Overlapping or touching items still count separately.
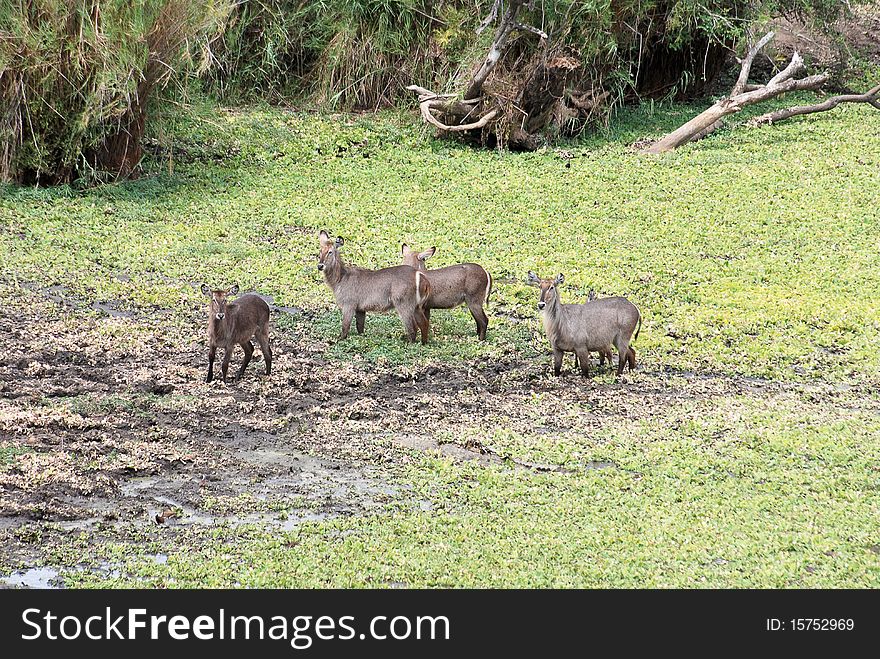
[543,291,562,318]
[208,310,232,342]
[322,253,346,288]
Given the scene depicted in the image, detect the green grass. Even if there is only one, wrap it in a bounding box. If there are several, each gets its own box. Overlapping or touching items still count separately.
[3,96,880,587]
[3,98,878,378]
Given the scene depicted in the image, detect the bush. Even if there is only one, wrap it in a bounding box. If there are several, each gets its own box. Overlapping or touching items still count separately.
[205,1,753,115]
[0,0,230,184]
[205,0,458,108]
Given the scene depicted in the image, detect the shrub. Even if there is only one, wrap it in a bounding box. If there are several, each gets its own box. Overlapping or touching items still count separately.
[0,0,230,184]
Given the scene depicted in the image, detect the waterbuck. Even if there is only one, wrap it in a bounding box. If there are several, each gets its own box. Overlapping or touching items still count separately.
[318,230,430,344]
[200,284,272,383]
[401,244,492,340]
[527,272,641,377]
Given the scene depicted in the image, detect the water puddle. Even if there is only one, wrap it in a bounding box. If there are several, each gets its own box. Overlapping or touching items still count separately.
[1,566,61,589]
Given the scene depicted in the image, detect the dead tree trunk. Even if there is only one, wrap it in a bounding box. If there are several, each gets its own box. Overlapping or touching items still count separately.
[646,32,830,154]
[465,0,526,101]
[408,0,560,150]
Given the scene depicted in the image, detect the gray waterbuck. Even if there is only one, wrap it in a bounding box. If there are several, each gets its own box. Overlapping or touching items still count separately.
[201,284,272,383]
[401,244,492,340]
[527,272,641,377]
[318,230,430,344]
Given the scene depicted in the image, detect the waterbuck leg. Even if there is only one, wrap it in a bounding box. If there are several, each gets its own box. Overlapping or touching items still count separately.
[236,341,254,381]
[627,346,637,371]
[613,338,630,377]
[206,345,216,383]
[355,310,366,334]
[395,306,418,343]
[221,346,233,383]
[575,349,591,377]
[466,300,489,341]
[552,348,564,377]
[256,326,272,375]
[416,308,429,345]
[340,308,355,339]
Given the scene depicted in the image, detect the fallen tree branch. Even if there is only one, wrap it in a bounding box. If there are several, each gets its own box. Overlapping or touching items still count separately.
[750,83,880,125]
[646,32,831,154]
[419,101,499,132]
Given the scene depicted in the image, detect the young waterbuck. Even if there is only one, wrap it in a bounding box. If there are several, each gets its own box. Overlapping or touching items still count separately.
[318,230,431,344]
[527,272,641,377]
[200,284,272,383]
[400,244,492,340]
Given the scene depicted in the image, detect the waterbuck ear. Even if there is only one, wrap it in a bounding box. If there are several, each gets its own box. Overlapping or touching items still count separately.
[554,273,565,286]
[526,271,540,286]
[401,243,410,255]
[228,284,239,296]
[200,283,211,297]
[319,229,330,244]
[335,237,344,248]
[419,247,436,261]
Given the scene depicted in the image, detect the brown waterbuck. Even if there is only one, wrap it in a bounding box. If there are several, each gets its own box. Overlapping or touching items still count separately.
[200,284,272,383]
[401,244,492,341]
[527,272,641,377]
[318,230,431,344]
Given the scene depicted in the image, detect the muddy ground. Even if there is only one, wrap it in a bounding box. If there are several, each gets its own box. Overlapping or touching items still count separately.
[0,283,869,586]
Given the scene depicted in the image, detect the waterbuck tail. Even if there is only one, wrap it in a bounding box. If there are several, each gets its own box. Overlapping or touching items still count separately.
[416,271,431,308]
[483,267,493,306]
[634,313,642,342]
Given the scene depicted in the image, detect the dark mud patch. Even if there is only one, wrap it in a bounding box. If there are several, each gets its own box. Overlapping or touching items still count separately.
[393,435,611,474]
[19,281,136,319]
[255,293,306,317]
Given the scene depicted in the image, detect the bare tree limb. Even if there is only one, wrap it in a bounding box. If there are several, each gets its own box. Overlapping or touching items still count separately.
[405,85,456,102]
[514,22,548,40]
[750,83,880,125]
[419,100,499,132]
[731,31,775,96]
[766,52,804,86]
[408,1,550,148]
[476,0,502,35]
[466,1,525,100]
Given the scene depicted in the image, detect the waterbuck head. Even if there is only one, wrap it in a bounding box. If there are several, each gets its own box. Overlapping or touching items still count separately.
[201,284,239,320]
[527,271,564,310]
[401,244,436,272]
[317,230,344,272]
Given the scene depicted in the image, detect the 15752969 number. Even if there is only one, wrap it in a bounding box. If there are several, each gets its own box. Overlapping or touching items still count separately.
[790,619,854,631]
